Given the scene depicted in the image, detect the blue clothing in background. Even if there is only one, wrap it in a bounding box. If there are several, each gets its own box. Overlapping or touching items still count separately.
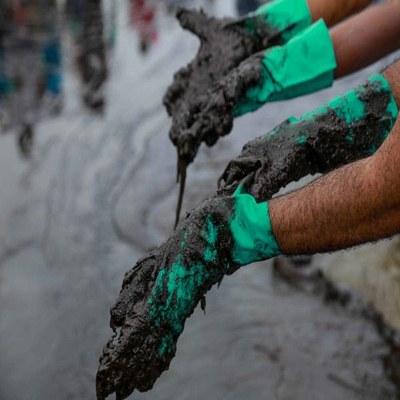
[236,0,262,15]
[0,51,13,97]
[43,39,62,95]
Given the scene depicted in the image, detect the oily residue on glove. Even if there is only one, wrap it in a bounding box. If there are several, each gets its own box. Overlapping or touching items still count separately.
[97,197,240,400]
[96,9,286,398]
[164,8,282,225]
[218,75,398,201]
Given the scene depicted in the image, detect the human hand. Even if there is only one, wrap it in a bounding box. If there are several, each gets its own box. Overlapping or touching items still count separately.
[168,19,336,168]
[218,74,399,202]
[164,0,313,164]
[96,192,280,399]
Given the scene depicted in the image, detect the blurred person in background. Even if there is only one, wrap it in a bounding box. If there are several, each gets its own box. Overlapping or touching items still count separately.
[79,0,107,111]
[104,0,117,49]
[0,0,62,157]
[65,0,108,111]
[0,0,12,132]
[130,0,158,54]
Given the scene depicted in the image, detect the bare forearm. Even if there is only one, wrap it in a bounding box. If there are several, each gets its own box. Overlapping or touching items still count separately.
[269,146,400,254]
[308,0,373,26]
[331,1,400,78]
[285,0,400,80]
[269,61,400,255]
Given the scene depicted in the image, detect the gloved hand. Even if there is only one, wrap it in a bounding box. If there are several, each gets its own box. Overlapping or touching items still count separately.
[219,74,399,201]
[165,1,318,226]
[165,0,312,124]
[228,0,311,42]
[176,19,337,165]
[96,189,280,400]
[233,20,336,116]
[164,0,312,164]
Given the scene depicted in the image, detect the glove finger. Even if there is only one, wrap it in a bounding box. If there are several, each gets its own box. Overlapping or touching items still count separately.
[109,251,160,329]
[176,7,211,39]
[219,158,258,188]
[163,66,191,113]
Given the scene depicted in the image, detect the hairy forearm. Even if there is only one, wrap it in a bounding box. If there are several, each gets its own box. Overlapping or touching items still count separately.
[269,153,400,254]
[269,60,400,255]
[308,0,373,26]
[269,113,400,255]
[331,1,400,78]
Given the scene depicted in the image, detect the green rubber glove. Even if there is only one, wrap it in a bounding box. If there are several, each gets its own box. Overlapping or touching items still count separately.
[234,19,337,116]
[297,74,398,128]
[97,191,281,399]
[220,74,399,201]
[230,185,280,264]
[238,0,312,42]
[164,0,313,182]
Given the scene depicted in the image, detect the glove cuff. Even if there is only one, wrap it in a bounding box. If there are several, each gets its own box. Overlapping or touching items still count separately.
[230,188,281,266]
[253,0,312,42]
[265,19,337,102]
[233,20,336,116]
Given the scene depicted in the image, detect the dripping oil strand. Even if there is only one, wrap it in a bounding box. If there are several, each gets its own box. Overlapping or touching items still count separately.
[174,155,187,229]
[174,156,186,229]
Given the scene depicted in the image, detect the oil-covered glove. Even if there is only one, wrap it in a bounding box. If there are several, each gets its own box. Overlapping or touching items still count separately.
[176,19,337,166]
[165,0,313,139]
[164,0,318,223]
[233,20,336,116]
[164,0,313,205]
[96,189,280,400]
[168,15,336,226]
[219,74,399,201]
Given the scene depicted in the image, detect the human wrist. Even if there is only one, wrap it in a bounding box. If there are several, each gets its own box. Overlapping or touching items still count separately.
[279,73,398,157]
[265,20,336,101]
[250,0,312,42]
[307,0,373,26]
[383,61,400,110]
[230,188,281,266]
[222,73,398,204]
